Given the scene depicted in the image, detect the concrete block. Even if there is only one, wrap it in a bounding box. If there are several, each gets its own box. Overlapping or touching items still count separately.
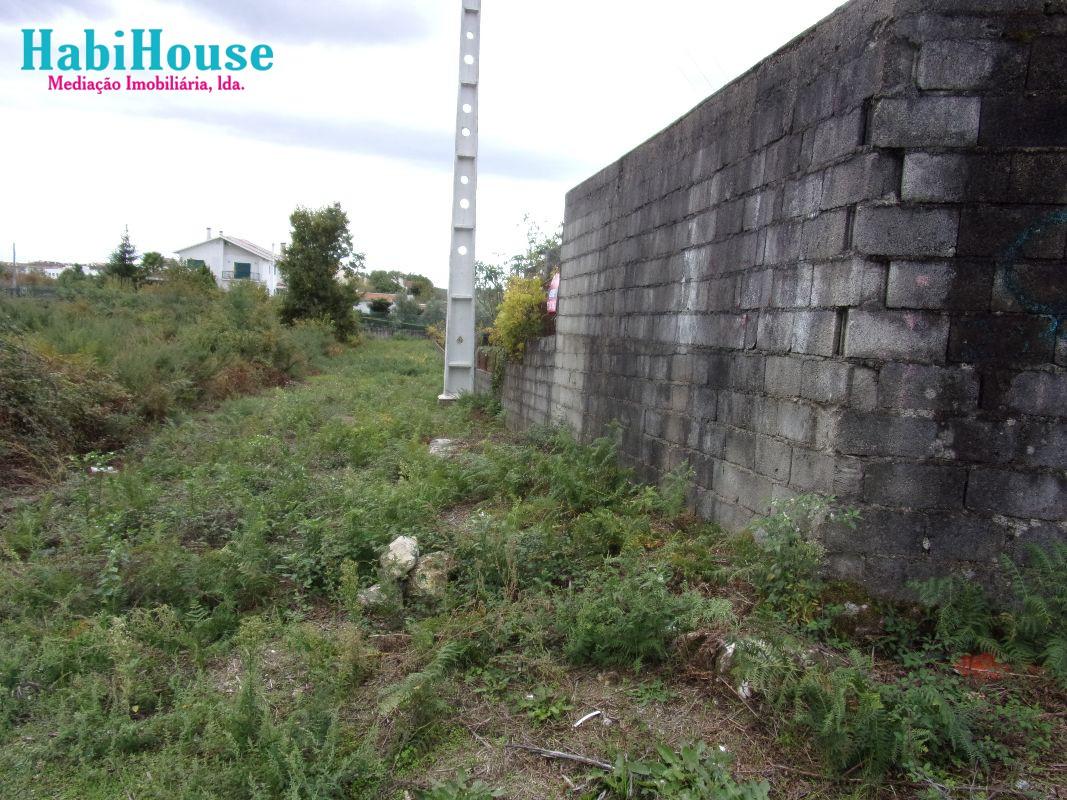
[792,310,839,356]
[1028,36,1067,90]
[801,210,850,260]
[1017,420,1067,469]
[958,206,1066,260]
[756,311,795,353]
[725,428,757,469]
[887,260,992,312]
[980,96,1067,147]
[769,264,813,308]
[863,463,968,510]
[778,400,817,444]
[870,96,981,148]
[901,153,1010,204]
[853,205,959,258]
[790,448,834,491]
[811,257,886,308]
[824,509,926,556]
[837,411,940,457]
[821,152,901,210]
[765,355,803,397]
[810,108,862,167]
[850,366,879,411]
[878,363,979,411]
[967,468,1067,521]
[917,39,1026,91]
[801,360,852,403]
[947,317,1056,366]
[1004,370,1067,417]
[845,310,949,363]
[754,436,792,481]
[1010,153,1067,204]
[783,172,825,219]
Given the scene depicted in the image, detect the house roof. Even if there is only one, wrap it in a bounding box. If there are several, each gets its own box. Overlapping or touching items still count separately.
[175,234,275,262]
[361,292,398,302]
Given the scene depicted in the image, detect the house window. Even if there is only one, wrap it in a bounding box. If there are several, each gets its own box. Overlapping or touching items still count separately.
[234,262,251,279]
[187,258,205,268]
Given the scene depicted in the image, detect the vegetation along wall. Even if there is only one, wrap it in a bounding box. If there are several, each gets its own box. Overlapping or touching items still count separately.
[501,0,1067,593]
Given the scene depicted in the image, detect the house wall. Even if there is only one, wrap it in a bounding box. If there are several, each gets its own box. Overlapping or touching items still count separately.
[176,240,280,295]
[176,240,226,285]
[499,0,1067,593]
[221,241,278,294]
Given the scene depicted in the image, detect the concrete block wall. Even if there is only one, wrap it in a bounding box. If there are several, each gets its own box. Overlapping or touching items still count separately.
[500,0,1067,592]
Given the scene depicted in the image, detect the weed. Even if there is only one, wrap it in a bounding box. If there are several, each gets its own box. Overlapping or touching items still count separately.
[516,684,574,723]
[601,742,769,799]
[626,678,676,706]
[561,561,732,670]
[418,775,503,800]
[737,495,857,624]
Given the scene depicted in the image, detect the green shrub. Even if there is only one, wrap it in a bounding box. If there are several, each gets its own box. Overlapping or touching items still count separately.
[0,280,340,482]
[0,332,131,484]
[737,495,857,624]
[916,541,1067,685]
[488,276,545,360]
[601,742,769,800]
[561,562,732,669]
[736,638,1049,780]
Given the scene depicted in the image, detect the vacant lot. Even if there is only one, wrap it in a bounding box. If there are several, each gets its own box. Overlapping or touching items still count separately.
[1,339,1063,800]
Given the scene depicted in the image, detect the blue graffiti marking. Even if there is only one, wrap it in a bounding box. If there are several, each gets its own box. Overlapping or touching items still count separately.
[996,209,1067,340]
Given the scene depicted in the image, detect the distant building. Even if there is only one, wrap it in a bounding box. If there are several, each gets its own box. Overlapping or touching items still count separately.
[1,261,101,280]
[174,230,284,295]
[356,292,399,314]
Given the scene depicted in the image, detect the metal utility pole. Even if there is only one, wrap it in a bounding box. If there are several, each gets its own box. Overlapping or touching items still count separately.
[440,0,481,402]
[11,243,16,291]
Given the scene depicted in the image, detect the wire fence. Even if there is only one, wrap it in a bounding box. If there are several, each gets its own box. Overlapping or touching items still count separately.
[360,316,431,339]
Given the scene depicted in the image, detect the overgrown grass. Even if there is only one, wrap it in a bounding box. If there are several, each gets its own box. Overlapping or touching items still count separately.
[0,338,1062,799]
[0,278,339,486]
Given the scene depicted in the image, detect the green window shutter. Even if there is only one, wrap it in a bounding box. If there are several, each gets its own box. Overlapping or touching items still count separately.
[234,262,251,279]
[187,258,205,268]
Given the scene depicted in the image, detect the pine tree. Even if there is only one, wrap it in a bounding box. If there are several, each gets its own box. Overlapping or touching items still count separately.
[105,226,139,281]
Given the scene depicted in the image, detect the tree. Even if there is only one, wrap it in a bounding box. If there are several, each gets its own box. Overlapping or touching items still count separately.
[421,295,446,327]
[510,218,562,282]
[277,203,360,341]
[475,259,507,330]
[105,226,139,281]
[366,269,404,293]
[404,273,434,298]
[140,251,166,276]
[393,294,424,324]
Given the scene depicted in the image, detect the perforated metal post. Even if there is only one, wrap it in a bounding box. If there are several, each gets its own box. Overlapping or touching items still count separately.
[440,0,481,402]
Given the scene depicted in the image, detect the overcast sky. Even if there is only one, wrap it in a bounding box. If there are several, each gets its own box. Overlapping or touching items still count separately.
[1,0,845,286]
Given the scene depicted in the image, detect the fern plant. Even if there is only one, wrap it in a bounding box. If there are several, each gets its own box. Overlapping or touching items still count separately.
[378,640,469,715]
[915,542,1067,685]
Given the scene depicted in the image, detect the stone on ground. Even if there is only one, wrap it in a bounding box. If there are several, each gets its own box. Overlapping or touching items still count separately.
[380,535,419,579]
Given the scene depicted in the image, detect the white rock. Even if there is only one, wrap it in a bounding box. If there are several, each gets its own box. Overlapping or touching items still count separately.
[428,438,457,457]
[381,536,419,579]
[409,551,452,599]
[357,584,384,607]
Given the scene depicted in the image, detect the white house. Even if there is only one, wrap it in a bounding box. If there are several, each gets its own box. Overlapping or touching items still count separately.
[174,229,285,295]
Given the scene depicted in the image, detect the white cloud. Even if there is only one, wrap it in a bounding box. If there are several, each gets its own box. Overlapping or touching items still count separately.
[1,0,846,287]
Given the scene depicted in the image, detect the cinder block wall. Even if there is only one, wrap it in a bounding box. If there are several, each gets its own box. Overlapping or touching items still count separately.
[501,0,1067,592]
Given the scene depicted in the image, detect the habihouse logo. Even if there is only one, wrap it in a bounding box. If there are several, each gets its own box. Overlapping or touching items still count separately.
[21,29,274,94]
